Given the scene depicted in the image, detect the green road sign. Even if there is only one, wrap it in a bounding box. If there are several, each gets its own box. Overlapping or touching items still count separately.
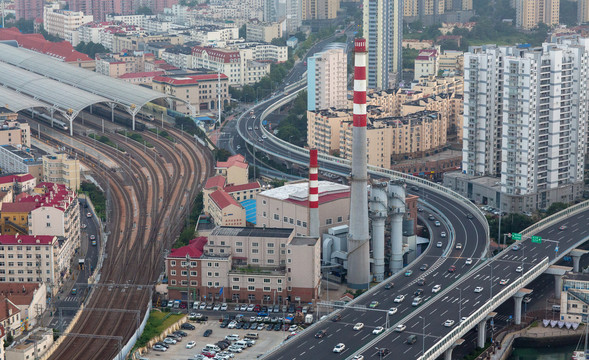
[512,233,522,241]
[531,236,542,244]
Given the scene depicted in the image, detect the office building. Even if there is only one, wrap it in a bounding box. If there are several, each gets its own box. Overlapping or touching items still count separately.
[0,146,42,181]
[515,0,559,30]
[460,39,589,211]
[363,0,403,89]
[307,44,348,111]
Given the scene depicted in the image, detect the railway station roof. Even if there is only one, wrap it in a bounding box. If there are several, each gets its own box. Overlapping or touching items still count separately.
[0,43,173,111]
[0,85,52,112]
[0,61,110,114]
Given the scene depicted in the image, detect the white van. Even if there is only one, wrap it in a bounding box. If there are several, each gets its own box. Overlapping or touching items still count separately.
[204,344,221,352]
[234,340,248,349]
[245,332,259,339]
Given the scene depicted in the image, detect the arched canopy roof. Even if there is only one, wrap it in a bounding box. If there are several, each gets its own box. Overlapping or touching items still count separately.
[0,86,52,112]
[0,43,174,111]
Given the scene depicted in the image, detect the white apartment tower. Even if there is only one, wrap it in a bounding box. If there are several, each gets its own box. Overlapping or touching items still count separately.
[363,0,403,89]
[307,44,348,111]
[463,39,589,200]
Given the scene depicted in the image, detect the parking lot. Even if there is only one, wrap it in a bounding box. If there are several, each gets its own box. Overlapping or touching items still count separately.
[143,320,289,360]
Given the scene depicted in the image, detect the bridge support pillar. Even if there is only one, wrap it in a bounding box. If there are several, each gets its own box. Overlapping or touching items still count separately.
[477,319,487,348]
[572,255,581,273]
[554,274,563,300]
[444,347,453,360]
[513,293,524,325]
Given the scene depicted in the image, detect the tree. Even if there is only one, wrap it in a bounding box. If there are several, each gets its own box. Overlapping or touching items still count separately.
[546,202,569,216]
[136,6,153,15]
[214,148,232,162]
[74,41,110,59]
[14,18,34,34]
[4,13,15,21]
[40,26,63,42]
[239,24,246,39]
[402,48,419,70]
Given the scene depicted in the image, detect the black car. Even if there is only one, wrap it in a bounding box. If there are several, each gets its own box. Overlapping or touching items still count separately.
[203,329,213,337]
[315,330,328,338]
[174,330,188,337]
[377,348,391,356]
[417,278,426,286]
[181,323,195,330]
[331,314,342,322]
[288,305,295,313]
[384,282,394,290]
[161,300,168,307]
[154,341,169,349]
[236,322,244,329]
[250,323,258,330]
[274,323,281,331]
[411,186,419,191]
[220,321,229,328]
[414,289,424,296]
[266,324,273,330]
[216,341,229,350]
[466,213,474,219]
[420,264,428,271]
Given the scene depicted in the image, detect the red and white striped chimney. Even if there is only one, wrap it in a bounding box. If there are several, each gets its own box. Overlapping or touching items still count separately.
[308,148,319,238]
[347,38,371,289]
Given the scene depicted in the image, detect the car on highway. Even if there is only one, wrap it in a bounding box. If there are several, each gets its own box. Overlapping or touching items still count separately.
[353,323,364,331]
[444,320,455,327]
[372,326,384,335]
[466,213,474,219]
[441,231,447,238]
[369,301,379,308]
[428,214,435,221]
[394,295,405,303]
[455,243,462,249]
[262,134,267,139]
[559,225,567,230]
[516,266,523,273]
[377,348,391,356]
[90,234,96,240]
[461,317,468,323]
[315,330,328,338]
[247,127,252,131]
[437,241,443,248]
[352,356,364,360]
[414,289,424,296]
[420,264,428,271]
[448,265,457,272]
[405,270,413,277]
[394,324,406,332]
[474,286,483,293]
[388,307,398,315]
[81,223,87,229]
[153,344,167,352]
[432,284,442,293]
[500,279,509,285]
[512,245,520,251]
[465,258,473,265]
[203,329,213,337]
[417,278,426,286]
[186,341,196,349]
[86,212,92,218]
[333,343,346,353]
[384,282,394,290]
[434,221,441,227]
[91,240,97,246]
[411,186,419,191]
[412,297,423,306]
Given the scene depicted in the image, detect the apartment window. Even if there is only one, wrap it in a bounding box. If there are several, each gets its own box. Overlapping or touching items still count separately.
[171,270,176,275]
[236,248,243,253]
[263,211,267,217]
[252,249,259,254]
[248,286,255,291]
[289,218,294,224]
[267,250,274,254]
[274,214,279,220]
[302,222,307,228]
[236,242,242,246]
[171,280,176,285]
[337,216,343,222]
[277,279,282,284]
[208,282,213,286]
[252,242,258,247]
[252,259,259,263]
[283,216,288,222]
[264,278,270,283]
[268,243,274,248]
[248,278,255,283]
[297,220,301,226]
[263,287,271,292]
[181,270,187,276]
[232,285,240,290]
[214,272,219,277]
[326,218,332,225]
[233,277,239,282]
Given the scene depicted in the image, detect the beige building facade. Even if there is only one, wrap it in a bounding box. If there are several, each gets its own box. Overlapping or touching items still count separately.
[0,109,31,148]
[516,0,559,30]
[215,154,249,186]
[6,327,53,360]
[246,22,282,42]
[43,7,93,43]
[302,0,340,20]
[42,154,80,190]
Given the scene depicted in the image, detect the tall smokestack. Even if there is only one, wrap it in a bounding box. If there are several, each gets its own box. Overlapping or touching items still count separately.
[346,38,371,289]
[308,149,319,238]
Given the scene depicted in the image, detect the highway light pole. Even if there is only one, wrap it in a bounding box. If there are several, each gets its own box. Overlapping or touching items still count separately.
[419,315,425,356]
[459,287,462,321]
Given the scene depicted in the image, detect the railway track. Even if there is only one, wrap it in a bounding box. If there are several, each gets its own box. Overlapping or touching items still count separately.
[25,110,212,359]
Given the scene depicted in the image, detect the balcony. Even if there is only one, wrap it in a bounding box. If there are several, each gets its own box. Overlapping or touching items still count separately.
[229,266,286,276]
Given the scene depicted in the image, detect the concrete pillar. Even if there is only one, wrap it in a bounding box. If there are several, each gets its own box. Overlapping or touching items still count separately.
[572,255,581,273]
[513,294,524,325]
[554,274,563,299]
[478,319,487,348]
[444,347,453,360]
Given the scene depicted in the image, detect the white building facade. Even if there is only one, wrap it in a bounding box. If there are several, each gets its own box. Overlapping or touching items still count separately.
[307,44,348,111]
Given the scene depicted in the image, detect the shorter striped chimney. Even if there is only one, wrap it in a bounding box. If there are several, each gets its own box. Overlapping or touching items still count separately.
[308,149,319,238]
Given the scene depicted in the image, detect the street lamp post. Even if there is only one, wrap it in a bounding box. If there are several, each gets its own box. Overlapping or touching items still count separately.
[419,315,425,356]
[459,287,462,321]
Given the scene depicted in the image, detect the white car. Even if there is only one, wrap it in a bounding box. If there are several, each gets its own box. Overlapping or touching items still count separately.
[434,221,441,227]
[440,231,447,238]
[153,344,167,352]
[388,307,398,315]
[461,316,468,323]
[394,324,406,332]
[225,334,240,341]
[199,303,206,310]
[432,284,442,293]
[516,266,523,273]
[353,356,365,360]
[333,343,346,353]
[221,303,228,311]
[186,341,196,349]
[353,323,364,331]
[455,243,462,249]
[228,345,243,353]
[394,295,405,303]
[227,321,237,329]
[81,223,87,229]
[247,304,255,312]
[240,304,248,311]
[444,319,455,327]
[288,325,298,332]
[163,337,176,345]
[465,258,473,265]
[372,326,384,335]
[437,241,443,248]
[86,212,92,218]
[213,304,221,311]
[500,279,509,285]
[474,286,484,293]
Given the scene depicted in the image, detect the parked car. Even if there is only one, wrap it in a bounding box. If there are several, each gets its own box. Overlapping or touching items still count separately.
[204,329,213,337]
[153,344,167,352]
[163,337,176,345]
[186,341,196,349]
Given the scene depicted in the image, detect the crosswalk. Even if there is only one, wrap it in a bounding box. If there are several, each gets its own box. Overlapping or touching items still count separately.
[61,296,78,302]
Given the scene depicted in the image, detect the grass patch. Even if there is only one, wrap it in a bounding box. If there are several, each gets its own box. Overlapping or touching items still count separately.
[88,133,124,152]
[148,128,174,142]
[116,130,154,148]
[134,310,185,349]
[80,182,106,220]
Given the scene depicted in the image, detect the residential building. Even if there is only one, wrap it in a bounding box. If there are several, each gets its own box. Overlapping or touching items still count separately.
[0,174,36,194]
[0,109,31,148]
[287,36,298,48]
[0,297,21,337]
[105,14,156,26]
[0,146,43,181]
[111,34,183,53]
[579,0,589,24]
[302,0,340,20]
[118,71,164,85]
[403,0,444,18]
[42,154,81,190]
[246,21,282,42]
[285,0,302,33]
[256,180,350,236]
[445,0,472,10]
[43,7,93,44]
[152,73,229,116]
[15,0,43,20]
[95,51,145,78]
[363,0,403,89]
[207,190,247,227]
[215,154,249,186]
[0,283,46,329]
[437,50,464,73]
[402,39,434,50]
[560,273,589,322]
[188,26,240,44]
[307,44,347,111]
[515,0,559,30]
[462,40,588,212]
[414,48,439,79]
[5,327,53,360]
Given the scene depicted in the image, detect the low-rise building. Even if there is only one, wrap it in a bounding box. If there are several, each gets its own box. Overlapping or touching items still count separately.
[118,71,164,85]
[414,48,439,79]
[0,297,21,337]
[246,21,282,42]
[207,190,246,227]
[0,283,46,329]
[5,327,53,360]
[95,51,145,78]
[0,109,31,148]
[560,273,589,322]
[215,154,248,186]
[0,146,42,181]
[42,154,81,190]
[0,174,36,194]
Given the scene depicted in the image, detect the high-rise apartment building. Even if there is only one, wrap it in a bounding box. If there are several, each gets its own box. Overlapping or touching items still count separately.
[444,0,472,10]
[307,44,348,111]
[302,0,340,20]
[579,0,589,24]
[462,39,589,204]
[15,0,44,20]
[363,0,403,89]
[43,7,94,44]
[403,0,444,18]
[515,0,559,30]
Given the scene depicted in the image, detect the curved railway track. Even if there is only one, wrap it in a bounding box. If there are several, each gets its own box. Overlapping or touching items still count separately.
[25,110,212,359]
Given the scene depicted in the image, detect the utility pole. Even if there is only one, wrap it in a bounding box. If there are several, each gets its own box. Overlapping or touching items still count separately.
[217,71,222,125]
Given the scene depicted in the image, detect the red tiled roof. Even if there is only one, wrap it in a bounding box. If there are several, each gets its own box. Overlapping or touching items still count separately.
[210,189,241,210]
[0,234,55,245]
[224,181,260,193]
[204,175,226,190]
[0,28,92,62]
[192,46,241,63]
[0,174,34,185]
[3,182,76,213]
[0,283,42,306]
[286,191,350,206]
[216,154,247,169]
[119,71,164,79]
[168,236,207,259]
[153,73,228,86]
[0,297,20,323]
[1,202,37,213]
